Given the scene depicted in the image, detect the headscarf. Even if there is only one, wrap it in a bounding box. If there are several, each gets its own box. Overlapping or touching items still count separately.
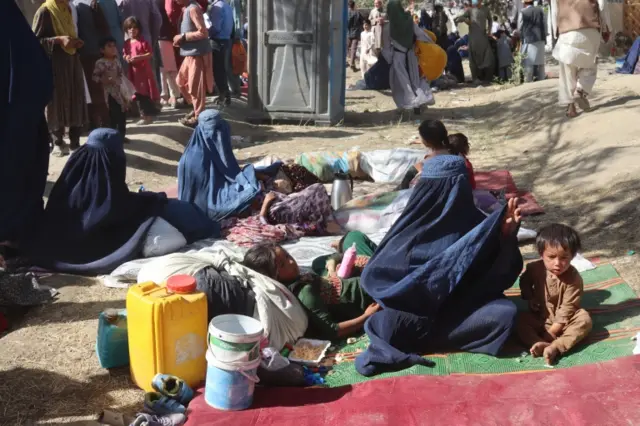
[28,129,168,274]
[355,155,523,375]
[0,1,53,244]
[387,0,415,50]
[178,110,262,221]
[37,0,78,55]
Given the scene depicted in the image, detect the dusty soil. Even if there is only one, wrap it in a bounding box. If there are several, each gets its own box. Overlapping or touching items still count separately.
[2,59,640,425]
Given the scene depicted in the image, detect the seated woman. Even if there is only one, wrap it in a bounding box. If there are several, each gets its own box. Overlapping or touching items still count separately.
[178,109,324,228]
[356,154,523,376]
[243,231,380,340]
[26,128,217,275]
[397,120,475,190]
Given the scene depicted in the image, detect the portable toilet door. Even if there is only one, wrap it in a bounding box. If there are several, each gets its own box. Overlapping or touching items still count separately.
[247,0,347,125]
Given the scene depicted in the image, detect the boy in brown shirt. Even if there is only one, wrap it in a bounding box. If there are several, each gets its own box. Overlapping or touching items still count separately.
[517,224,592,365]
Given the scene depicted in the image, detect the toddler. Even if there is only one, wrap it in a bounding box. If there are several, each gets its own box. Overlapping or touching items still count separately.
[496,30,514,81]
[517,224,593,365]
[93,37,129,137]
[123,17,160,125]
[447,133,476,189]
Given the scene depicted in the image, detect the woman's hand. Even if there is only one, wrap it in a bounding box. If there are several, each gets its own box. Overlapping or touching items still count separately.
[58,36,74,49]
[173,34,183,47]
[364,303,381,317]
[264,191,277,203]
[501,197,521,237]
[73,38,84,49]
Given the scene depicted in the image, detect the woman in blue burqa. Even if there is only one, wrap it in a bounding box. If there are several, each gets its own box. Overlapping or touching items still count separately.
[355,154,523,376]
[26,128,217,275]
[178,110,271,221]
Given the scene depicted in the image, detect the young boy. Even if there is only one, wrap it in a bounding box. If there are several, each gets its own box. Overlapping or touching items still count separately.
[359,19,376,78]
[93,37,129,137]
[517,224,593,365]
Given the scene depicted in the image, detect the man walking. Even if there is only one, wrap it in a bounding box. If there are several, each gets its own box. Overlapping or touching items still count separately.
[551,0,610,117]
[208,0,234,105]
[518,0,546,82]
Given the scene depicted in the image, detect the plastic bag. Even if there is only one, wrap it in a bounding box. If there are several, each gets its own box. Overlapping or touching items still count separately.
[415,41,447,81]
[261,347,290,371]
[141,217,187,258]
[360,148,426,183]
[120,76,136,102]
[232,40,247,75]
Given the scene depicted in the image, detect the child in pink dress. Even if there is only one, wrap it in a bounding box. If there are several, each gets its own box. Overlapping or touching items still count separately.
[123,17,160,125]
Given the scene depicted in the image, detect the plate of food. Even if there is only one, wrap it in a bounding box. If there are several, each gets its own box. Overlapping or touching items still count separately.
[288,338,332,366]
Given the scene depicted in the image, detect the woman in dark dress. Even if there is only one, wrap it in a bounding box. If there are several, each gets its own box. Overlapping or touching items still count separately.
[33,0,89,156]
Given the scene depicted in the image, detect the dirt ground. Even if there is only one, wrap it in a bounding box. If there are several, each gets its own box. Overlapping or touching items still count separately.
[2,59,640,425]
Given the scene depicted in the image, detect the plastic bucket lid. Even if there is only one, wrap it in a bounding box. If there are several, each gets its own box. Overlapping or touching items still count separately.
[206,349,261,372]
[209,314,263,344]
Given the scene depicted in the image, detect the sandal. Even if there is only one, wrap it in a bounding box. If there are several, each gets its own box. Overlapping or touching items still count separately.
[151,374,194,406]
[574,89,591,112]
[179,116,198,128]
[565,103,578,118]
[143,392,186,415]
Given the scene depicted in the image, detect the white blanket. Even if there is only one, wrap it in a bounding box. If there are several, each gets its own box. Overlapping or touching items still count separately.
[136,245,308,351]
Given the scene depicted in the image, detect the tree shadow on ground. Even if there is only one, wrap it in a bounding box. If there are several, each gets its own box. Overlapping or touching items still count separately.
[0,367,140,424]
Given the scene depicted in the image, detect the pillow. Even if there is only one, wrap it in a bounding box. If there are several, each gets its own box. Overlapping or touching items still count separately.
[142,217,187,258]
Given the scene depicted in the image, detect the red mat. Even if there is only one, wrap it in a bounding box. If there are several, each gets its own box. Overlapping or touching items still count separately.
[475,170,544,216]
[185,355,640,426]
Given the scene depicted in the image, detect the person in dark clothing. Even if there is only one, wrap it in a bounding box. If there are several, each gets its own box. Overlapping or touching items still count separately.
[432,5,450,50]
[347,0,364,72]
[419,8,432,30]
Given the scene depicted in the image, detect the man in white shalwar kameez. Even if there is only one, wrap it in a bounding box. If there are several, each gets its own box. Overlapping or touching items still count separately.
[551,0,610,117]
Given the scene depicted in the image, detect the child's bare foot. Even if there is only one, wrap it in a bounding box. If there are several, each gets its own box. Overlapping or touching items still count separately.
[543,345,560,365]
[530,341,550,357]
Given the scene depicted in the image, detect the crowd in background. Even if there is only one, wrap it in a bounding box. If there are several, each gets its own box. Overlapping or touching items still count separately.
[25,0,247,157]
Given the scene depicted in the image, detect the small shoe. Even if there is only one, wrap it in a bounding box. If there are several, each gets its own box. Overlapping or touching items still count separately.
[151,374,194,406]
[130,412,187,426]
[143,392,186,415]
[574,89,591,111]
[51,144,70,157]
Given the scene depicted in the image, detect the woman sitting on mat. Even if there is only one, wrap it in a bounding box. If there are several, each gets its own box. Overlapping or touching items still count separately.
[398,119,475,190]
[25,128,217,275]
[356,154,523,376]
[243,231,380,339]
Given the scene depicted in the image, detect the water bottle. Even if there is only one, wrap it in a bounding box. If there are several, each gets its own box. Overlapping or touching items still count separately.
[337,243,357,279]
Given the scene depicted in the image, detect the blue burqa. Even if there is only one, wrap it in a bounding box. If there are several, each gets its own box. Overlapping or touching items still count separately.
[28,129,168,274]
[356,155,523,376]
[0,1,53,244]
[616,37,640,75]
[178,110,262,221]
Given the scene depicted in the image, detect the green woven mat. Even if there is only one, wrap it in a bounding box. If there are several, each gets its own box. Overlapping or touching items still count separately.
[325,265,640,388]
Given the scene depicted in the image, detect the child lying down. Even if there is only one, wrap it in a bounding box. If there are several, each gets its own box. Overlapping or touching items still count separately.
[517,224,593,365]
[243,231,380,340]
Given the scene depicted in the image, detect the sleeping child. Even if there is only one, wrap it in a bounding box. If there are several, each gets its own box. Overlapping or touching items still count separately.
[517,224,593,365]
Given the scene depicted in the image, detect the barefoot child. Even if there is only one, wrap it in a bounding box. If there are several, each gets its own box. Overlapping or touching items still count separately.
[517,224,593,365]
[93,37,130,137]
[123,17,160,125]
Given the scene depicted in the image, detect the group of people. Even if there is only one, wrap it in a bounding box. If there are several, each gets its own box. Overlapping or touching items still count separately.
[241,119,592,372]
[353,0,611,120]
[2,0,601,376]
[26,0,245,156]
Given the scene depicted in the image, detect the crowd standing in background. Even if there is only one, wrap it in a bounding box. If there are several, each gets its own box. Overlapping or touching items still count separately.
[22,0,247,157]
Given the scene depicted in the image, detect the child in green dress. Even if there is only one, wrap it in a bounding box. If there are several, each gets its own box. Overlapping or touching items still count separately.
[243,231,380,340]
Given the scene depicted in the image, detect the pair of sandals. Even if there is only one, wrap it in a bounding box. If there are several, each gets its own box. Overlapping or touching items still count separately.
[143,374,195,416]
[566,89,591,118]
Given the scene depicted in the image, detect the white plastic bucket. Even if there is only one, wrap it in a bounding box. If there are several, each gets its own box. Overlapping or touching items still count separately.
[204,350,260,411]
[208,314,263,365]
